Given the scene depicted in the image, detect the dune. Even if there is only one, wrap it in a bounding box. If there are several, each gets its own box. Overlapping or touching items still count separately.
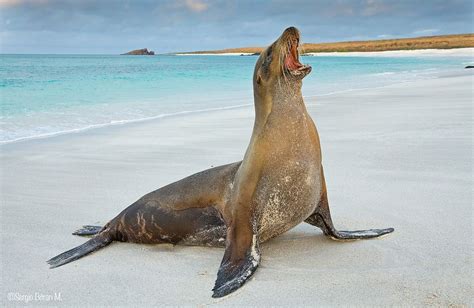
[177,33,474,55]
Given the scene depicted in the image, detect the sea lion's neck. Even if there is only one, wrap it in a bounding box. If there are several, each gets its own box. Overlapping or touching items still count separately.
[272,82,304,110]
[254,79,304,112]
[252,81,306,132]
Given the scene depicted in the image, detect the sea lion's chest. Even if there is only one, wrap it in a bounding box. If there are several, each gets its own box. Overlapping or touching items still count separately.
[254,157,321,242]
[253,114,322,242]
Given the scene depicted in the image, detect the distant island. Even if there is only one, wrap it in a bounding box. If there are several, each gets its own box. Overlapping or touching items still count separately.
[122,48,155,55]
[176,33,474,55]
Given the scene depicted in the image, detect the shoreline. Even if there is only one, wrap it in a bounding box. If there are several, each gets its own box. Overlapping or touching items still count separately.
[306,47,474,57]
[0,104,252,146]
[1,75,472,305]
[2,67,472,146]
[0,80,438,146]
[174,47,474,56]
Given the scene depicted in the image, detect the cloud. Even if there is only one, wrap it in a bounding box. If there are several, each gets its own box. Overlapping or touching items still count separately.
[377,34,394,39]
[412,28,440,36]
[0,0,20,7]
[362,0,392,16]
[0,0,471,53]
[0,0,48,7]
[322,2,355,17]
[184,0,208,12]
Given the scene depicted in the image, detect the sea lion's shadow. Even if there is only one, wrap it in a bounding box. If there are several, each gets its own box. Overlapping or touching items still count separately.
[145,229,345,253]
[259,230,345,261]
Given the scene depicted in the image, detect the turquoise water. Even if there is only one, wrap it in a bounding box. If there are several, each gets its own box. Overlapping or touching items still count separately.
[0,53,471,143]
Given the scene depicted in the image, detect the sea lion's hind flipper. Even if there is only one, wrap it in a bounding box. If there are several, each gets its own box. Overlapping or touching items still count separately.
[305,208,394,240]
[331,227,394,240]
[305,173,394,240]
[72,225,103,236]
[47,232,112,269]
[212,229,260,298]
[305,212,394,240]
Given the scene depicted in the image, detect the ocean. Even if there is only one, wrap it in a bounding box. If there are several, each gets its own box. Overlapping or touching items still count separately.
[0,53,472,143]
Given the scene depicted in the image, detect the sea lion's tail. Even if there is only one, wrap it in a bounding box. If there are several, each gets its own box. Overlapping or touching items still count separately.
[47,231,113,269]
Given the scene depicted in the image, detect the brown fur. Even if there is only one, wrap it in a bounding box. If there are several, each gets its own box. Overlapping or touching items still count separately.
[48,27,393,298]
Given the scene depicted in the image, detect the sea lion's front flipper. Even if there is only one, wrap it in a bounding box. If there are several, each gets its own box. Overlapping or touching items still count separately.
[212,222,260,298]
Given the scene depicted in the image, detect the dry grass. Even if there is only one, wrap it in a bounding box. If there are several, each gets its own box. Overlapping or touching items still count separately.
[179,33,474,54]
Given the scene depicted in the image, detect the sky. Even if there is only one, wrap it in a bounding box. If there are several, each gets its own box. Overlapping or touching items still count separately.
[0,0,472,54]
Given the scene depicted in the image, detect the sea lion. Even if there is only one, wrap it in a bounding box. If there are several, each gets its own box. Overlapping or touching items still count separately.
[48,27,394,298]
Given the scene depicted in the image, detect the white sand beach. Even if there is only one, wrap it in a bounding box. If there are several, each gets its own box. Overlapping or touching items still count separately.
[1,74,472,306]
[174,48,474,58]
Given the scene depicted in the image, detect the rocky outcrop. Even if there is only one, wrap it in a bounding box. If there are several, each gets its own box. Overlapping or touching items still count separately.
[122,48,155,55]
[239,52,260,56]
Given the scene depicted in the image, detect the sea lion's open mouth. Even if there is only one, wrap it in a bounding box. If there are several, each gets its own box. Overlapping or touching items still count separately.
[284,39,311,77]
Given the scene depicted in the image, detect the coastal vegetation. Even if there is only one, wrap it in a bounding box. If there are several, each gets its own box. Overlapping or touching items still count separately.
[178,33,474,55]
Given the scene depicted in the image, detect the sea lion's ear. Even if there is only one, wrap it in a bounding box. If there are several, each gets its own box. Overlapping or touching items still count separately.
[256,74,262,85]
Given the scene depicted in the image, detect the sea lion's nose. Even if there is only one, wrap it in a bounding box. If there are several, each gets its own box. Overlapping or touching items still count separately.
[283,26,300,39]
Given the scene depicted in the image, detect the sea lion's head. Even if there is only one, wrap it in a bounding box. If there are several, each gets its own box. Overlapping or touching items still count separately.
[253,27,311,95]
